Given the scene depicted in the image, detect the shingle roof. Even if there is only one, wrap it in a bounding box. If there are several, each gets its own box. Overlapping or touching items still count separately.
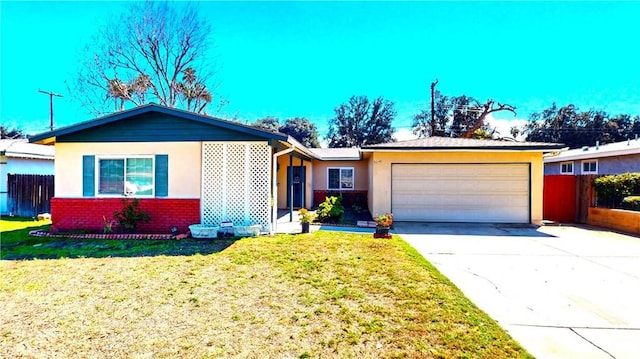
[361,136,564,151]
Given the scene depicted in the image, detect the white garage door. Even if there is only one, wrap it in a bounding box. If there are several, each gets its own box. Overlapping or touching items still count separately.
[391,164,530,223]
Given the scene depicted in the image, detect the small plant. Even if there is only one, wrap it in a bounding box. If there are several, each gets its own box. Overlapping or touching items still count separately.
[114,198,150,233]
[316,195,344,223]
[102,215,117,234]
[298,208,315,224]
[621,196,640,211]
[375,213,393,227]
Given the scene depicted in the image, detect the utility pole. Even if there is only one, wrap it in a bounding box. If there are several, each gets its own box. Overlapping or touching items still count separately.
[430,79,439,136]
[38,90,63,131]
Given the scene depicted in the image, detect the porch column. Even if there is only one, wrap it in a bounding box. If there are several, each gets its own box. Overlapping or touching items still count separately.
[289,154,294,221]
[300,158,305,209]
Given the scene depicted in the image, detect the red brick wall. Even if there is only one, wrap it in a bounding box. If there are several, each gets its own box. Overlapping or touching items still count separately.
[50,198,200,234]
[313,190,368,208]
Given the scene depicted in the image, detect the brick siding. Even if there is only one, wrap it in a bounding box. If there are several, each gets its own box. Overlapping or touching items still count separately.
[312,190,368,208]
[50,198,200,234]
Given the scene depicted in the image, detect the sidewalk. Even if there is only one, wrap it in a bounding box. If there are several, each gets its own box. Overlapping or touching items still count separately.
[275,209,311,234]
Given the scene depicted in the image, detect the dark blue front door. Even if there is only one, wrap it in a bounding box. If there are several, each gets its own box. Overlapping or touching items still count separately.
[287,166,305,208]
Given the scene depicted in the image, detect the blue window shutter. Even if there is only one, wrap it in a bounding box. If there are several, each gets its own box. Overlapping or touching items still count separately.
[82,155,95,197]
[155,154,168,197]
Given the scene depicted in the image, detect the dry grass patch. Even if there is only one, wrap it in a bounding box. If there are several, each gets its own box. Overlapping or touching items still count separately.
[1,228,531,358]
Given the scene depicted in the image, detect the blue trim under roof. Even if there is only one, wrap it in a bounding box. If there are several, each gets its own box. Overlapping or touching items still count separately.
[29,104,288,143]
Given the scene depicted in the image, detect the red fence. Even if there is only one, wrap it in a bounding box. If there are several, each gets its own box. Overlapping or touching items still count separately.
[543,175,577,223]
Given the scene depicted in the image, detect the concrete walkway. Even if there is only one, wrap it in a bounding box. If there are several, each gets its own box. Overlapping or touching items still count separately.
[395,223,640,359]
[274,209,377,234]
[275,209,330,234]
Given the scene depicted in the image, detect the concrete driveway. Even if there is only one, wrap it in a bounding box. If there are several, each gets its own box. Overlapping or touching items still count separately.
[395,223,640,359]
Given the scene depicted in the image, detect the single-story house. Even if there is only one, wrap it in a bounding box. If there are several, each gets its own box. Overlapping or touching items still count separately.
[29,104,563,233]
[544,138,640,176]
[0,139,55,215]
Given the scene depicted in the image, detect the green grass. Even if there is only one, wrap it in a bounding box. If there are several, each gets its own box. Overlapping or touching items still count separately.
[1,218,532,358]
[1,218,235,259]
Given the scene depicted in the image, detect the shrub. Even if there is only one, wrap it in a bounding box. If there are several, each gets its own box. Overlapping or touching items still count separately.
[621,196,640,211]
[593,173,640,208]
[315,196,344,223]
[114,198,151,233]
[298,208,315,224]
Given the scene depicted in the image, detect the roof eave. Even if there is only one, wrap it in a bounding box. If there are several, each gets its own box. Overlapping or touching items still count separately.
[29,135,56,145]
[544,147,640,163]
[361,146,564,152]
[5,153,54,160]
[319,156,362,161]
[29,104,288,144]
[276,139,317,161]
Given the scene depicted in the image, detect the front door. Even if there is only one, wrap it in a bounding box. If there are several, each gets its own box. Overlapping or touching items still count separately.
[287,166,306,208]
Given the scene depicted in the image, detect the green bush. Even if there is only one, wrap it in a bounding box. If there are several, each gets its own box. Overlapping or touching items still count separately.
[114,198,151,233]
[622,196,640,211]
[315,196,344,223]
[593,172,640,208]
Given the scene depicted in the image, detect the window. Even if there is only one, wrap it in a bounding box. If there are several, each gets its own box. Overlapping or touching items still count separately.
[327,167,354,190]
[560,162,574,175]
[98,156,154,196]
[582,160,598,174]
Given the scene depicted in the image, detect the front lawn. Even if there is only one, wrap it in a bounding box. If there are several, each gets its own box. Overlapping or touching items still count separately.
[1,219,531,358]
[0,218,234,259]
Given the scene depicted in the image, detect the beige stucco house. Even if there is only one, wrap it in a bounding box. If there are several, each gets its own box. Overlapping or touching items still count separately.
[30,104,562,234]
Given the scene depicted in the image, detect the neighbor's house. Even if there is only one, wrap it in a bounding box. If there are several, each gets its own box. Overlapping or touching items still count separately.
[544,138,640,176]
[29,104,562,233]
[542,138,640,224]
[0,139,55,215]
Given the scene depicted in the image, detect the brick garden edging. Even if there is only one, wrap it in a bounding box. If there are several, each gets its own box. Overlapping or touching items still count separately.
[29,230,190,240]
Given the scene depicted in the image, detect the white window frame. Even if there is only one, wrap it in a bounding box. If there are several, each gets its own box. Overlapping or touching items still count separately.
[581,160,598,174]
[96,155,155,197]
[327,167,354,190]
[560,161,574,175]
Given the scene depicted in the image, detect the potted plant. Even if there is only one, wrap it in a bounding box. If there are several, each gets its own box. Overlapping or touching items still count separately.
[374,213,393,238]
[298,208,314,233]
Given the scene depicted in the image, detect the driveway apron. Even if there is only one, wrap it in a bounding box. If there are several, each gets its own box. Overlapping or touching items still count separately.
[395,223,640,359]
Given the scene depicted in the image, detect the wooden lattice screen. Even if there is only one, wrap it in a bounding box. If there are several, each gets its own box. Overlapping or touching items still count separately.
[201,142,271,232]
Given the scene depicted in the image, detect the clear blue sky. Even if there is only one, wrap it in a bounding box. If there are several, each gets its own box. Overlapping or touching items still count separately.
[2,1,640,140]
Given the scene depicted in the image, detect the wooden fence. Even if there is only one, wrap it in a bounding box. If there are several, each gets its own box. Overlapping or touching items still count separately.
[577,175,597,223]
[7,174,54,217]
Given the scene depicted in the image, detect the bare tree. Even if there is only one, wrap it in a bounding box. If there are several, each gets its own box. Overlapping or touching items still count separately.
[413,94,516,139]
[69,1,222,115]
[460,100,516,138]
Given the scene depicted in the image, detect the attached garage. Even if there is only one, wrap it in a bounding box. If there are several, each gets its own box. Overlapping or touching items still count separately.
[362,137,564,225]
[391,163,530,223]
